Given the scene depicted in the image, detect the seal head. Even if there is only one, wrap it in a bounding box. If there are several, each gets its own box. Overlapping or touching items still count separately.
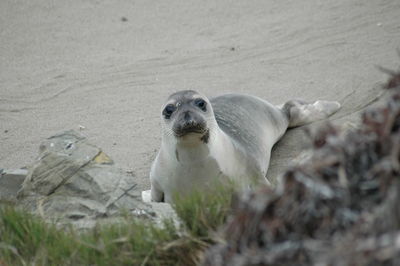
[161,90,213,144]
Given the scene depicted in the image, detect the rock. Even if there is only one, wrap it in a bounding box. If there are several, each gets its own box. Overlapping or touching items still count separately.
[149,202,180,227]
[17,130,178,229]
[0,168,28,201]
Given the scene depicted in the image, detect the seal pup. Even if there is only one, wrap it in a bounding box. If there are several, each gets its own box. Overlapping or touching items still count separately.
[146,90,340,203]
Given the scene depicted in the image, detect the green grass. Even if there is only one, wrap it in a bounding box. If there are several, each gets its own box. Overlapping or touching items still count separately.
[0,184,234,266]
[173,183,235,238]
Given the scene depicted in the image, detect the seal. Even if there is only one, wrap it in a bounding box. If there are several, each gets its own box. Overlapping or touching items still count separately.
[146,90,340,203]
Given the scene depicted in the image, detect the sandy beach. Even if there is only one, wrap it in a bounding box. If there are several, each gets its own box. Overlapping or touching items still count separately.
[1,0,400,190]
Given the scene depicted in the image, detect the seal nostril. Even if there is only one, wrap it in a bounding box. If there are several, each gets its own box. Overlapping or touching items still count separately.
[184,111,191,121]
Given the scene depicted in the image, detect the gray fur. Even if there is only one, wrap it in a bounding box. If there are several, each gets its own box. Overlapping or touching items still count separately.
[211,94,288,176]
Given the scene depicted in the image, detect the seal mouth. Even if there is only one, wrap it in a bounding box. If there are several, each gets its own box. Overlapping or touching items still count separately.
[173,124,207,138]
[172,109,208,138]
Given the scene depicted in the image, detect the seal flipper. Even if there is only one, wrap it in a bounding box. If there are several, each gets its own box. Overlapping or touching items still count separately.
[282,100,341,128]
[142,190,152,202]
[150,179,165,202]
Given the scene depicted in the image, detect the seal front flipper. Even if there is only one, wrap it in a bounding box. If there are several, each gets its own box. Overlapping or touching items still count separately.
[141,190,152,203]
[150,178,164,202]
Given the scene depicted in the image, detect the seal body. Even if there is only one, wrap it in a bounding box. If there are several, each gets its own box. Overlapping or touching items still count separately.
[148,90,340,203]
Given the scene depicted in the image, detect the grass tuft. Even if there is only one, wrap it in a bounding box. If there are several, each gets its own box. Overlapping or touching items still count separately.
[0,182,235,265]
[173,182,235,238]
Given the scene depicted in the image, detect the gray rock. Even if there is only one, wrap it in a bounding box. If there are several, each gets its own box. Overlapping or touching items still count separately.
[0,168,28,201]
[149,202,180,227]
[17,130,178,229]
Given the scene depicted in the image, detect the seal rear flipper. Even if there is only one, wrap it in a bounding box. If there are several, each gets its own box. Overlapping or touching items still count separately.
[282,100,341,128]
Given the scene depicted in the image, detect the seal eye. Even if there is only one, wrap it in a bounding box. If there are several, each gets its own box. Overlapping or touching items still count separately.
[163,104,176,119]
[194,98,207,111]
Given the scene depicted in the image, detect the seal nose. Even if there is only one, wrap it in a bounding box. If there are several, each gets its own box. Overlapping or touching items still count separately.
[173,110,206,137]
[183,111,195,126]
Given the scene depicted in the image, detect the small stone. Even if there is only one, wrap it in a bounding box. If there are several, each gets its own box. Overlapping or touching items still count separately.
[93,151,114,164]
[121,17,128,22]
